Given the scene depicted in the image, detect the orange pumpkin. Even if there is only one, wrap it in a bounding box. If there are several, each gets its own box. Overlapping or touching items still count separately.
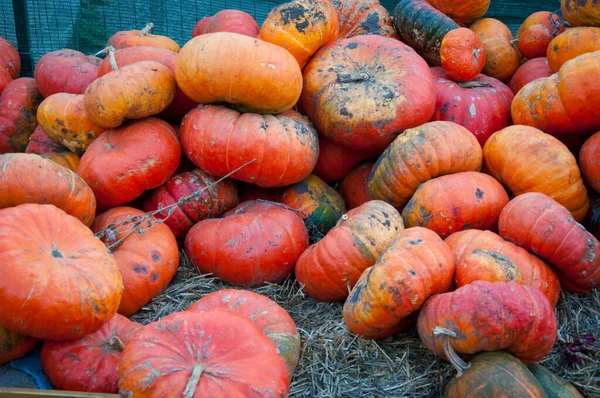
[107,23,180,52]
[0,37,20,95]
[33,49,99,97]
[454,249,523,285]
[332,0,399,39]
[515,11,565,60]
[339,162,374,210]
[0,78,43,153]
[508,57,553,94]
[192,10,259,38]
[0,327,40,365]
[440,27,486,82]
[561,0,600,27]
[40,151,80,172]
[580,131,600,194]
[547,27,600,72]
[313,137,380,183]
[426,0,490,26]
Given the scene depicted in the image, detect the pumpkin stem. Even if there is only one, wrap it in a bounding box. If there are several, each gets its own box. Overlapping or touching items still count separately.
[338,72,370,83]
[183,363,204,398]
[457,80,494,89]
[433,326,470,376]
[106,46,118,70]
[103,334,125,352]
[139,22,154,37]
[510,38,519,45]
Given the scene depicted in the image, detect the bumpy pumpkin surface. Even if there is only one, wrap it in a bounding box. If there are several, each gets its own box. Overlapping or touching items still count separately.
[301,34,435,151]
[417,280,557,363]
[454,249,523,286]
[107,23,180,52]
[498,192,600,294]
[192,10,259,37]
[295,200,404,302]
[0,78,44,153]
[187,289,301,378]
[117,310,289,397]
[0,204,123,340]
[176,32,303,114]
[527,363,584,398]
[440,27,486,82]
[25,125,67,154]
[561,0,600,27]
[332,0,398,39]
[483,125,589,221]
[339,162,373,210]
[547,27,600,72]
[0,328,39,365]
[368,121,482,210]
[33,49,99,97]
[509,57,553,94]
[343,227,455,339]
[313,137,380,182]
[41,314,142,393]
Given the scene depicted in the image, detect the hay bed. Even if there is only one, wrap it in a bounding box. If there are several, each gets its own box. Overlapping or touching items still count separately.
[131,250,600,397]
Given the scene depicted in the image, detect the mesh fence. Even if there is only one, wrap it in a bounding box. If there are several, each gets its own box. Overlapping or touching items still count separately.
[2,0,561,77]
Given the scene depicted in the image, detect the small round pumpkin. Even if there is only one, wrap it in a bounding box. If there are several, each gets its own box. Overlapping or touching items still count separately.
[561,0,600,28]
[107,23,180,52]
[33,49,99,97]
[338,162,373,210]
[440,27,486,82]
[332,0,399,39]
[192,10,259,37]
[515,12,565,60]
[546,27,600,73]
[0,328,40,365]
[508,57,553,94]
[25,125,67,154]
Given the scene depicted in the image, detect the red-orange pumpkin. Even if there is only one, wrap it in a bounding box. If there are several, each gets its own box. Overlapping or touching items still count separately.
[332,0,399,39]
[0,328,40,365]
[34,49,99,97]
[192,10,259,38]
[0,37,20,95]
[508,57,553,94]
[547,27,600,73]
[515,12,565,60]
[339,162,374,210]
[440,27,486,82]
[561,0,600,27]
[426,0,490,27]
[25,125,67,154]
[0,78,43,153]
[313,137,380,183]
[107,23,180,52]
[580,131,600,194]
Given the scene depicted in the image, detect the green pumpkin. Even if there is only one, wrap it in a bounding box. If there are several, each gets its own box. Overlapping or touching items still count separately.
[527,363,584,398]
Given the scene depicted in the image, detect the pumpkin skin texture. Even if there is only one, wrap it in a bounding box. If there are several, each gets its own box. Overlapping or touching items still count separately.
[417,280,558,363]
[332,0,399,39]
[454,249,523,286]
[547,27,600,73]
[40,314,142,393]
[498,192,600,294]
[445,229,561,307]
[483,125,589,222]
[509,57,553,94]
[117,310,289,398]
[0,203,123,341]
[515,12,566,60]
[36,93,106,154]
[440,28,486,82]
[259,0,339,68]
[83,60,176,128]
[580,132,600,194]
[143,169,239,240]
[426,0,489,27]
[185,200,308,287]
[107,23,180,52]
[469,18,521,83]
[192,10,259,38]
[402,171,509,238]
[186,289,301,378]
[40,151,80,172]
[526,363,585,398]
[25,125,67,154]
[561,0,600,28]
[93,207,179,316]
[0,328,40,365]
[0,153,96,226]
[339,162,373,210]
[313,137,379,183]
[77,118,181,209]
[295,200,404,302]
[301,35,436,151]
[180,105,318,188]
[176,32,303,114]
[0,37,20,81]
[343,227,455,340]
[33,49,99,97]
[0,78,44,153]
[368,121,482,210]
[430,67,514,146]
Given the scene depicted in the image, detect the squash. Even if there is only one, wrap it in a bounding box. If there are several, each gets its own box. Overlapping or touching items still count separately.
[547,27,600,72]
[33,49,99,97]
[515,12,565,60]
[561,0,600,28]
[24,125,67,154]
[313,137,380,183]
[192,10,259,37]
[0,78,43,153]
[0,328,40,365]
[107,23,180,52]
[339,162,373,210]
[440,27,486,82]
[509,57,553,94]
[527,363,585,398]
[426,0,490,27]
[332,0,398,39]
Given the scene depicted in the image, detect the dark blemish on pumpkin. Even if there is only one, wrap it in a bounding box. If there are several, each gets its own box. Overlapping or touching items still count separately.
[51,248,63,258]
[409,269,416,276]
[419,206,433,224]
[346,42,359,50]
[86,132,95,139]
[382,211,389,219]
[55,118,65,127]
[440,102,450,113]
[151,68,158,72]
[462,222,472,230]
[361,12,381,34]
[151,252,161,262]
[150,272,160,282]
[260,122,268,130]
[340,107,349,116]
[133,264,148,274]
[553,44,559,52]
[409,239,423,245]
[475,188,484,200]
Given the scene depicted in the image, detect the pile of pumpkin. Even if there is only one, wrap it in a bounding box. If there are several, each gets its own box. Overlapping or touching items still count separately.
[1,0,600,396]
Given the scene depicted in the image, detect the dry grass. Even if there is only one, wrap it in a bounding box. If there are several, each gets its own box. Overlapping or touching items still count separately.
[131,251,600,398]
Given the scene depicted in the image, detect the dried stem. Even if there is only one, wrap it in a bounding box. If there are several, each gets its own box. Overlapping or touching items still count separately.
[139,22,154,37]
[107,46,118,70]
[433,326,470,376]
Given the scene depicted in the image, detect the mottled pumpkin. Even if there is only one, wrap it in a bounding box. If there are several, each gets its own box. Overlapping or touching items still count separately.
[313,137,380,182]
[25,125,67,154]
[440,27,486,82]
[515,12,565,60]
[192,10,259,37]
[454,249,522,287]
[0,328,40,365]
[332,0,399,39]
[107,23,180,52]
[0,78,43,153]
[561,0,600,28]
[339,162,373,210]
[509,57,553,94]
[295,200,404,302]
[547,27,600,72]
[426,0,489,26]
[33,49,99,97]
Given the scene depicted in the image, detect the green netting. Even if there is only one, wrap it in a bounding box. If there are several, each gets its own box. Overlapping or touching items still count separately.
[2,0,561,77]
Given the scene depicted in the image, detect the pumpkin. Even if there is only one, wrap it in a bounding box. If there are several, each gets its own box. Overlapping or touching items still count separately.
[185,200,308,287]
[547,27,600,72]
[77,118,180,209]
[259,0,339,68]
[118,310,289,397]
[0,203,123,340]
[429,67,514,146]
[186,289,301,378]
[295,200,404,302]
[93,207,179,316]
[483,125,589,221]
[192,10,259,37]
[279,174,346,238]
[0,153,96,226]
[515,12,565,60]
[143,169,239,240]
[0,78,43,153]
[313,137,380,183]
[0,328,40,365]
[96,46,197,122]
[561,0,600,27]
[301,34,436,151]
[393,0,460,64]
[40,151,80,172]
[25,125,67,154]
[509,57,553,94]
[41,314,141,393]
[527,363,585,398]
[343,227,455,339]
[498,192,600,294]
[445,229,561,307]
[469,18,521,83]
[402,171,509,238]
[180,105,318,188]
[0,37,20,90]
[107,23,180,52]
[440,28,486,82]
[36,93,106,154]
[417,280,557,363]
[426,0,489,27]
[33,49,99,97]
[339,162,373,210]
[332,0,398,39]
[580,132,600,194]
[176,32,302,114]
[83,59,176,128]
[368,121,482,210]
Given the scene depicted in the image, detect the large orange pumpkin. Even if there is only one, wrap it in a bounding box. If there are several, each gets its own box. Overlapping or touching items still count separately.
[0,204,123,340]
[561,0,600,27]
[0,328,40,365]
[192,10,259,38]
[547,27,600,72]
[301,34,436,151]
[0,78,43,153]
[332,0,398,39]
[107,23,180,52]
[33,49,99,97]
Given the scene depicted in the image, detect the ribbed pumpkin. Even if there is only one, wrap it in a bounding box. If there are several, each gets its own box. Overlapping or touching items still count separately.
[426,0,490,26]
[440,27,486,82]
[547,27,600,72]
[339,162,373,210]
[0,78,43,153]
[332,0,398,39]
[0,328,40,365]
[107,23,180,52]
[295,200,404,302]
[561,0,600,28]
[313,137,380,183]
[301,34,435,151]
[368,121,482,210]
[343,227,455,339]
[25,125,67,154]
[258,0,339,68]
[454,249,522,285]
[580,132,600,194]
[192,10,259,37]
[509,57,553,94]
[483,125,589,221]
[515,11,565,60]
[180,105,318,188]
[33,49,99,97]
